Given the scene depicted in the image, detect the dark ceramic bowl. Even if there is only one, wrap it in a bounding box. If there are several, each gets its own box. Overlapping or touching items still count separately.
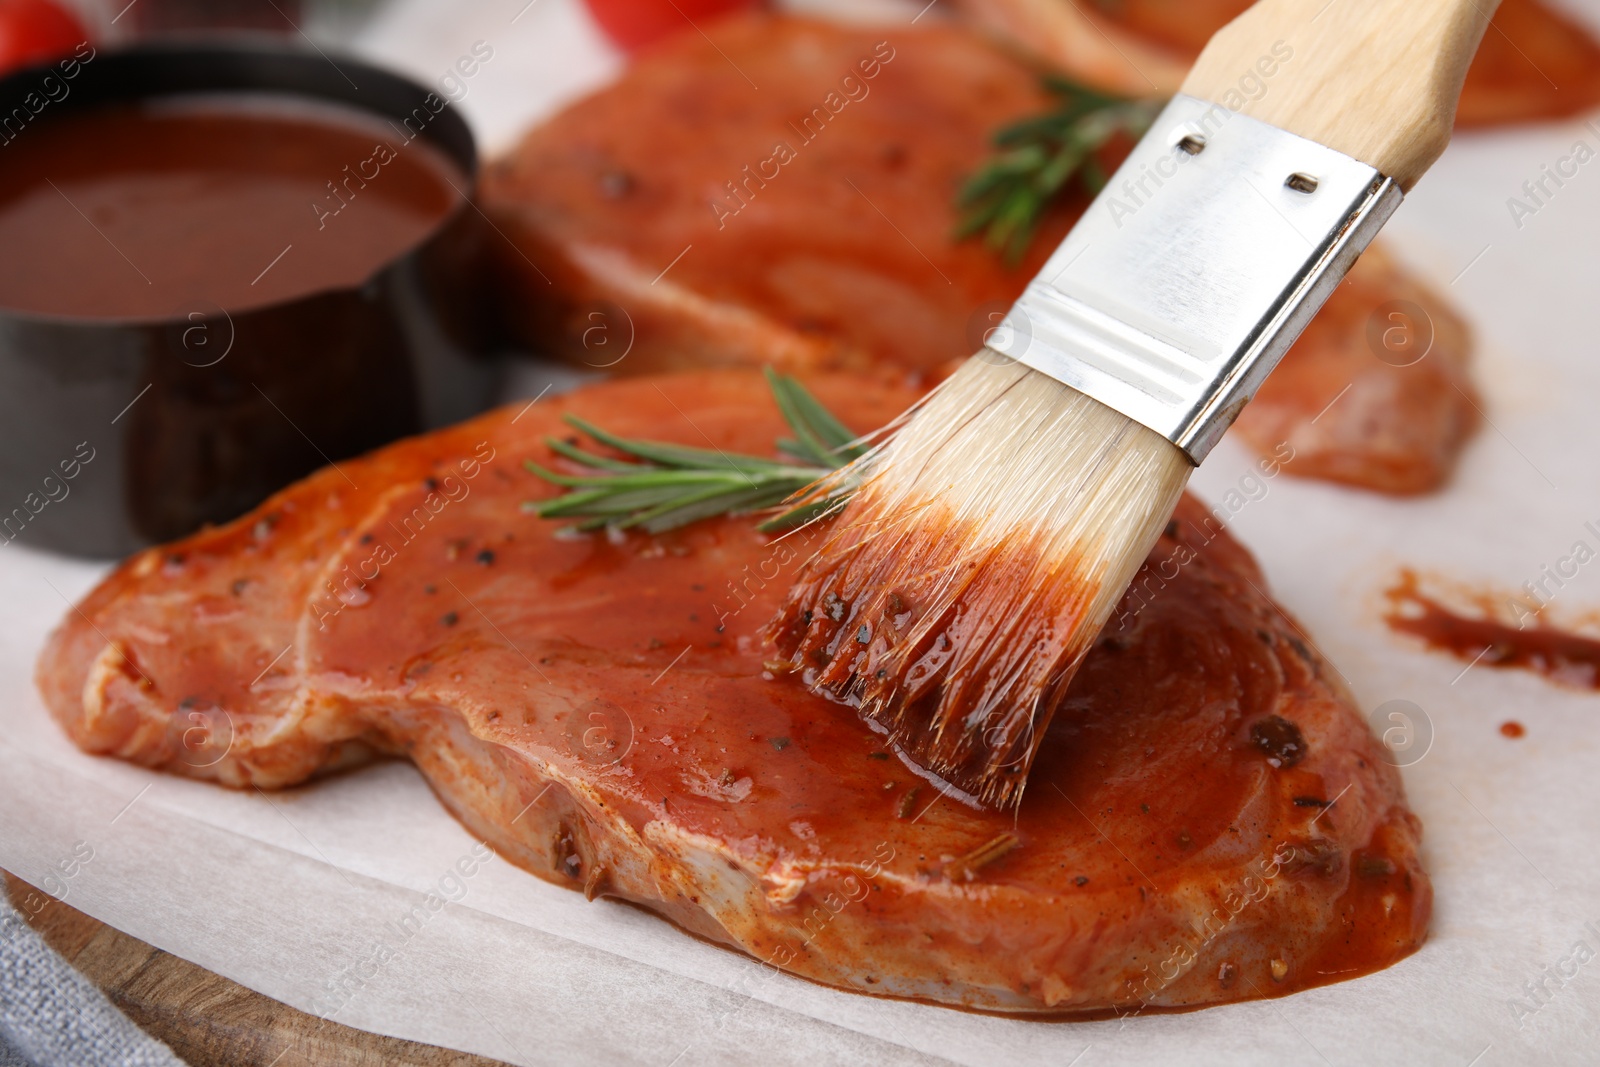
[0,40,496,558]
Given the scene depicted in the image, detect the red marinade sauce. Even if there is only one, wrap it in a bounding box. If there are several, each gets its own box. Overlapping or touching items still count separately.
[1500,721,1526,738]
[0,95,462,319]
[1384,569,1600,689]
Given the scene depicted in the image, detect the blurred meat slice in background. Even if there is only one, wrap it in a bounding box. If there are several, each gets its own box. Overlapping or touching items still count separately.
[951,0,1600,125]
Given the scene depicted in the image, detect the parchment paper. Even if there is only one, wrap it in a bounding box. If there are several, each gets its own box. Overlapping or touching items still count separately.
[3,1,1599,1063]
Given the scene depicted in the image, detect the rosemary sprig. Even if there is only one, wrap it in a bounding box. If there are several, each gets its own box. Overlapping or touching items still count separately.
[523,369,867,535]
[956,75,1163,263]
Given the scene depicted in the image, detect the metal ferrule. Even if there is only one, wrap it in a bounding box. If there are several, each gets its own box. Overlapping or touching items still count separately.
[988,93,1403,464]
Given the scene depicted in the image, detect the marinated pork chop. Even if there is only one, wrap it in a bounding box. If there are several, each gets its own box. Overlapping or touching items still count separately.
[484,18,1066,376]
[483,15,1479,493]
[38,371,1429,1013]
[953,0,1600,126]
[1232,244,1479,495]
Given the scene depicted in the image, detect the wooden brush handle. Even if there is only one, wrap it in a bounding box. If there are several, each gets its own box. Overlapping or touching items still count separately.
[1180,0,1499,189]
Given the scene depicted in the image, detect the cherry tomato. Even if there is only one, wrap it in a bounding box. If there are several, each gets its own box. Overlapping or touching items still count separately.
[0,0,89,76]
[582,0,759,53]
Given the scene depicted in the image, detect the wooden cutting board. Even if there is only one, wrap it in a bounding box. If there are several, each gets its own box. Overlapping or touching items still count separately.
[4,872,509,1067]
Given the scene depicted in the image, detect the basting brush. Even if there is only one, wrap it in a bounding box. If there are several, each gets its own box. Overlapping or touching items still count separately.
[766,0,1498,808]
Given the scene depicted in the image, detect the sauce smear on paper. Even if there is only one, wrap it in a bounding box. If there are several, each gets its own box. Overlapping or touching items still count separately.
[1384,569,1600,690]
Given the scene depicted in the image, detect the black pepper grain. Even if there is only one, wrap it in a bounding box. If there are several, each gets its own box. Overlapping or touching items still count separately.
[598,170,635,198]
[1250,715,1307,768]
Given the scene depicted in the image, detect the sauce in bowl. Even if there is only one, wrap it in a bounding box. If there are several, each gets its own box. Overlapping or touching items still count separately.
[0,95,464,319]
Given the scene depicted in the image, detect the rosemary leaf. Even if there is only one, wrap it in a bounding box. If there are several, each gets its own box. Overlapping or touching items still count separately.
[766,367,867,465]
[755,494,849,534]
[562,414,779,473]
[630,484,788,534]
[957,75,1162,263]
[525,372,867,535]
[526,465,769,491]
[542,437,642,472]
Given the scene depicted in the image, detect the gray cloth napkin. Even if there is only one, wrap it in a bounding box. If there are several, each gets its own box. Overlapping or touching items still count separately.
[0,893,186,1067]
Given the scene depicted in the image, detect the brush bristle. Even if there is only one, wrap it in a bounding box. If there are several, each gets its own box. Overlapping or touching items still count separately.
[765,355,1191,809]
